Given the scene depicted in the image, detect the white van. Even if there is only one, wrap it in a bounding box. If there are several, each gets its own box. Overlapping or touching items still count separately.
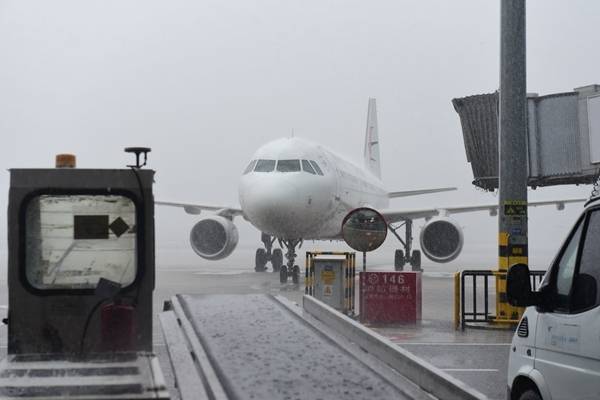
[506,199,600,400]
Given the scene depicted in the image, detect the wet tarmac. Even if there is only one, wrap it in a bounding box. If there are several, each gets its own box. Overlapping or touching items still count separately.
[152,263,514,400]
[0,258,515,399]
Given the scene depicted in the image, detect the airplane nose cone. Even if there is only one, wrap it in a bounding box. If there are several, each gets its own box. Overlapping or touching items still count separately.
[241,179,321,238]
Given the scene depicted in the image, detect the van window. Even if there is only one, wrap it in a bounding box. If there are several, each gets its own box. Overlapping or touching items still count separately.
[553,220,583,311]
[276,160,301,172]
[254,159,276,172]
[574,210,600,310]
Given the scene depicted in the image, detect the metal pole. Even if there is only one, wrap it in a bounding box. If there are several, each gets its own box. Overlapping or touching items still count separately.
[362,252,366,272]
[497,0,528,322]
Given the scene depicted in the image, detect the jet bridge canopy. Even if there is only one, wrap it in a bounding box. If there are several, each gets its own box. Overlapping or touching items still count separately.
[453,85,600,191]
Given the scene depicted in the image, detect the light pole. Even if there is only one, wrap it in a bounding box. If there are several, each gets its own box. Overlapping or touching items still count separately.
[497,0,528,322]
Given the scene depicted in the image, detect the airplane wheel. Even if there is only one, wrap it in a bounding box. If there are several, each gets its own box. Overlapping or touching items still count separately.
[411,250,422,271]
[292,265,300,285]
[394,250,404,271]
[271,249,283,272]
[279,265,288,284]
[255,249,267,272]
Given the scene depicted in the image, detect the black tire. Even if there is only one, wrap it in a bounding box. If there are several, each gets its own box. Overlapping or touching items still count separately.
[411,250,422,271]
[292,265,300,285]
[255,249,267,272]
[518,389,542,400]
[271,249,283,272]
[394,250,404,271]
[279,265,288,284]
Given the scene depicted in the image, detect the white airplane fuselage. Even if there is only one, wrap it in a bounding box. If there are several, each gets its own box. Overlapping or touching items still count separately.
[239,137,388,240]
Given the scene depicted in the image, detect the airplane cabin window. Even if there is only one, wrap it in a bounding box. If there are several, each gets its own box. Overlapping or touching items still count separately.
[309,160,324,176]
[276,159,301,172]
[243,160,256,174]
[254,159,276,172]
[302,160,316,174]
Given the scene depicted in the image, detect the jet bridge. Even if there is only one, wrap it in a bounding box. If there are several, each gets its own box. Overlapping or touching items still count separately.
[453,84,600,191]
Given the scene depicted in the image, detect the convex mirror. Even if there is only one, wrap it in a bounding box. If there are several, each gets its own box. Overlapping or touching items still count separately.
[342,208,387,252]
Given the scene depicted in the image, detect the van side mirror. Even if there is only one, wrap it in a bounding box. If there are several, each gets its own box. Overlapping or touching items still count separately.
[506,263,536,307]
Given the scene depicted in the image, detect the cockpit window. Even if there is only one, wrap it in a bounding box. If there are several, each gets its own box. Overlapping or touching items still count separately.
[301,160,316,175]
[254,159,276,172]
[276,160,301,172]
[243,160,256,175]
[309,160,324,176]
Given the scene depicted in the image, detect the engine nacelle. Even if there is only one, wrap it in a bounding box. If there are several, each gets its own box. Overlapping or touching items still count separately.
[189,216,239,260]
[419,217,464,263]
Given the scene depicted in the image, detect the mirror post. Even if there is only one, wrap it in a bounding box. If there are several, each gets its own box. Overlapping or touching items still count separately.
[362,251,366,272]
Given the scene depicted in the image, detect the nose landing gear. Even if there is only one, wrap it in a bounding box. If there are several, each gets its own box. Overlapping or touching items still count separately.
[255,233,284,272]
[279,239,302,284]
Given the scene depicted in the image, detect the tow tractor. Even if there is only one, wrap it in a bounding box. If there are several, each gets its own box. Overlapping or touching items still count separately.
[0,149,169,399]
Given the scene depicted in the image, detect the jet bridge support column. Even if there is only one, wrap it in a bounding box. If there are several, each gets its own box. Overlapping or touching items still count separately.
[497,0,528,322]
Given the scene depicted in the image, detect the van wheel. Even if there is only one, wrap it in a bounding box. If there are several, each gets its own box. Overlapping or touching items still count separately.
[518,390,542,400]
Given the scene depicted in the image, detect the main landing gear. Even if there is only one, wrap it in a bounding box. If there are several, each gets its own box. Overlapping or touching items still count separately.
[388,219,422,271]
[278,239,302,285]
[255,233,284,272]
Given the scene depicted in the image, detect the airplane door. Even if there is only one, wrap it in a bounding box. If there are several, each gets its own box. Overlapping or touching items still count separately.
[534,210,600,400]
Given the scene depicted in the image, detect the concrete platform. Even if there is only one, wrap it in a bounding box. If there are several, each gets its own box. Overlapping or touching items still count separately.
[160,294,428,400]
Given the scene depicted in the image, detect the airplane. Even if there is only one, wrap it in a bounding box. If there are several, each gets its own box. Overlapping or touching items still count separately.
[157,98,585,284]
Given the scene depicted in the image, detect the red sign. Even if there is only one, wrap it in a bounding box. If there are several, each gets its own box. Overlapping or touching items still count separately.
[359,271,422,324]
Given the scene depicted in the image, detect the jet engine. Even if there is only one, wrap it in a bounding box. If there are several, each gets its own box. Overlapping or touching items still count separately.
[189,216,239,260]
[419,217,464,263]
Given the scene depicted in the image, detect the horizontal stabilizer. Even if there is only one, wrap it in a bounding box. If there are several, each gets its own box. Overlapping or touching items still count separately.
[388,187,457,199]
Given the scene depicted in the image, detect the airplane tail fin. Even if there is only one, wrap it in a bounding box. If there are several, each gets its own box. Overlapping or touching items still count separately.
[364,98,381,179]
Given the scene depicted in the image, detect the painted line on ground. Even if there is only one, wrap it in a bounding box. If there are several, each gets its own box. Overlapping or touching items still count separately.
[396,342,510,346]
[442,368,499,372]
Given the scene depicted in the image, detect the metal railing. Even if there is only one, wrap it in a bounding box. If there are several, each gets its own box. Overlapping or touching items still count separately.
[455,269,545,330]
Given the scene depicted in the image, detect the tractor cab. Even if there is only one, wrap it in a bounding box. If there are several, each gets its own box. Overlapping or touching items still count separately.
[0,150,168,399]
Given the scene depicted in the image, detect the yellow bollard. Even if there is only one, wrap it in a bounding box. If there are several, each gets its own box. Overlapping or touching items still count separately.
[454,272,461,330]
[495,232,526,324]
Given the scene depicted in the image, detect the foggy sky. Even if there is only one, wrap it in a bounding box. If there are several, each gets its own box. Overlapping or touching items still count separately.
[0,0,598,270]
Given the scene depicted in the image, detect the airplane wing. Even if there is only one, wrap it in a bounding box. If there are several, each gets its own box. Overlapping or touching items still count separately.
[388,187,457,198]
[380,198,587,223]
[155,201,244,219]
